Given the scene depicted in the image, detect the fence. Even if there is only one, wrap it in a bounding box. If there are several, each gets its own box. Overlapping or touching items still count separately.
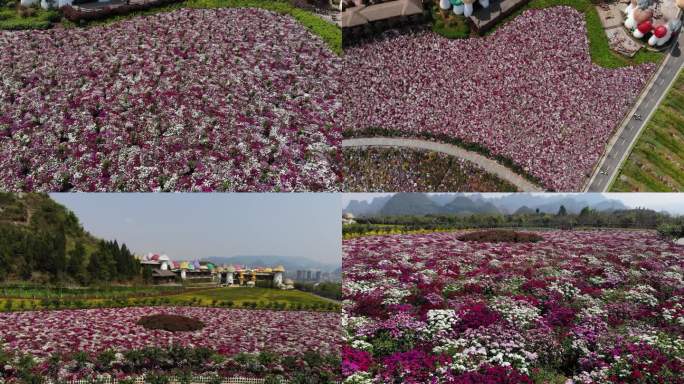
[64,376,278,384]
[61,376,340,384]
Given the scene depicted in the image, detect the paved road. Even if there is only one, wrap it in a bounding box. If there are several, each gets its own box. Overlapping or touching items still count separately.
[586,30,684,192]
[342,137,544,191]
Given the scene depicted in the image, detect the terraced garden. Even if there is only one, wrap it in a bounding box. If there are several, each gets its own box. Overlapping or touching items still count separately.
[611,68,684,192]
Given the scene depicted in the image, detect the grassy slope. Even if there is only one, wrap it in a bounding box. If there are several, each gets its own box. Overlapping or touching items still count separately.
[432,0,662,68]
[610,69,684,191]
[66,0,342,55]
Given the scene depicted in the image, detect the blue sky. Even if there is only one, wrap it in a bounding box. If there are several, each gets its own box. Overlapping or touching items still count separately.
[51,193,341,264]
[342,193,684,214]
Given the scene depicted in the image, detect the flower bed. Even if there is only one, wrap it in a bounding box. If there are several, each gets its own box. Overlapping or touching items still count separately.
[342,229,684,382]
[0,8,341,191]
[341,6,655,191]
[342,146,517,192]
[0,306,341,358]
[0,345,340,382]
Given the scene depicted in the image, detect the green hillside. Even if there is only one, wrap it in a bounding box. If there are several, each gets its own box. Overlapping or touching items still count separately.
[611,69,684,191]
[0,193,138,284]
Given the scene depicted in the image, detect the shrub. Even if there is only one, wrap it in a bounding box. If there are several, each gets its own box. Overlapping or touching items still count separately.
[457,230,543,243]
[45,9,59,22]
[17,6,36,18]
[136,314,205,332]
[145,373,170,384]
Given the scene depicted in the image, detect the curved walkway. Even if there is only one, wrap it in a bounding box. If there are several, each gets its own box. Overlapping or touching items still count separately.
[342,137,544,192]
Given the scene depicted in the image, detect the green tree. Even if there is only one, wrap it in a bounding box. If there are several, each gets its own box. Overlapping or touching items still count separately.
[142,265,153,284]
[51,227,67,280]
[557,205,567,216]
[67,241,87,284]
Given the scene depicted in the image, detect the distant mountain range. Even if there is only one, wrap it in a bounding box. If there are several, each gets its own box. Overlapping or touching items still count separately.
[206,255,340,273]
[345,195,393,217]
[344,193,629,217]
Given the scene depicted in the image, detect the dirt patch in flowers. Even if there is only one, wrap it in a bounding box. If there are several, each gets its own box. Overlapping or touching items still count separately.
[137,314,205,332]
[457,230,543,243]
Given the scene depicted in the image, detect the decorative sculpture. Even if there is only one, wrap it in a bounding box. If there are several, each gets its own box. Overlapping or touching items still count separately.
[633,20,653,38]
[440,0,488,17]
[624,0,653,30]
[648,20,682,46]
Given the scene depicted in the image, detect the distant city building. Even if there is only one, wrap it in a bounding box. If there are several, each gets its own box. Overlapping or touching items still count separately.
[215,265,290,289]
[136,254,292,288]
[295,269,325,283]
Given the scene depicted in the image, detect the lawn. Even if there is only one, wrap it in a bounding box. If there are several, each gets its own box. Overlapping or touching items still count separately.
[611,68,684,191]
[0,287,340,311]
[431,6,471,39]
[432,0,663,68]
[0,6,59,30]
[0,283,186,299]
[168,287,339,306]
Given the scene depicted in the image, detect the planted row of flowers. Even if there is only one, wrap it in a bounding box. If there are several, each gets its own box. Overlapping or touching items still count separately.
[0,306,341,363]
[0,343,340,383]
[0,8,341,191]
[342,146,517,192]
[341,6,654,191]
[342,229,684,383]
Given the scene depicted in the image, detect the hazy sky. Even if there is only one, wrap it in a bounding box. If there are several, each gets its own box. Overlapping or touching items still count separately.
[342,193,684,214]
[51,194,341,264]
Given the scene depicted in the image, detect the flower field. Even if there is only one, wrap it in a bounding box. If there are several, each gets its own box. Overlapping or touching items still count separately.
[343,147,517,192]
[0,306,341,358]
[0,8,341,191]
[341,6,655,191]
[342,230,684,383]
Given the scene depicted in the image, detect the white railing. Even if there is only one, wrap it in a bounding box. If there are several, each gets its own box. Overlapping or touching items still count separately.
[61,376,340,384]
[64,377,278,384]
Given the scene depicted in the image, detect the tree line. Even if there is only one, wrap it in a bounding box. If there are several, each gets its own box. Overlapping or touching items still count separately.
[344,207,684,237]
[0,224,140,285]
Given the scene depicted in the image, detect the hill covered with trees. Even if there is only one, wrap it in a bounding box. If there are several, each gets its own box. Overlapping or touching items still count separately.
[0,193,139,284]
